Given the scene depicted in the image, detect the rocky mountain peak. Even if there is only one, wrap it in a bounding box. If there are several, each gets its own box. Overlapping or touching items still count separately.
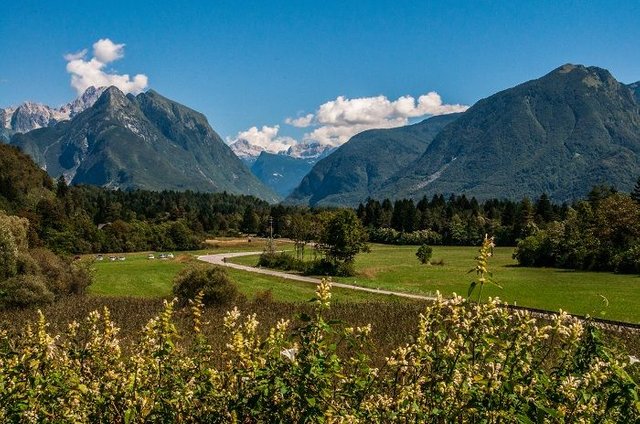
[547,64,620,92]
[95,86,128,108]
[9,87,279,202]
[1,86,107,133]
[60,86,107,117]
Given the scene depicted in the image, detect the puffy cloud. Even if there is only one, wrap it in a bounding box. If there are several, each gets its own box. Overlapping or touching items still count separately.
[63,49,88,61]
[92,39,125,63]
[64,38,148,95]
[289,92,468,147]
[302,121,402,147]
[229,91,468,157]
[227,125,297,155]
[284,113,314,128]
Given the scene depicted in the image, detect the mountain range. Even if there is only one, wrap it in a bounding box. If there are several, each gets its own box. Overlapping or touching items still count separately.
[250,148,334,198]
[1,86,106,134]
[287,113,460,206]
[4,63,640,206]
[8,87,278,201]
[288,64,640,205]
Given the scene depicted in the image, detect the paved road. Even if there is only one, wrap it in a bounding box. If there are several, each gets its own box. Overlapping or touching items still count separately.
[196,252,640,331]
[197,251,436,301]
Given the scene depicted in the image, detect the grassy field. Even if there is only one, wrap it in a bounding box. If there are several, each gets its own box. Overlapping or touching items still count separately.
[88,239,388,303]
[230,244,640,323]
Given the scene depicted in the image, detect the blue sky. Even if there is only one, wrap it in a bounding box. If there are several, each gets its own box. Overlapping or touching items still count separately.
[1,0,639,149]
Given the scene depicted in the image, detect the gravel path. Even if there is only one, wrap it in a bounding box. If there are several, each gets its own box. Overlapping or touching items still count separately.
[197,251,435,301]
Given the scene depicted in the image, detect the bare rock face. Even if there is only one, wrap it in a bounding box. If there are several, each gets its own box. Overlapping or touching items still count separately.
[1,87,106,133]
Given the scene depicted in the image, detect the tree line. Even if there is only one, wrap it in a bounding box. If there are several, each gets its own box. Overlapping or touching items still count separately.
[355,193,564,246]
[514,186,640,273]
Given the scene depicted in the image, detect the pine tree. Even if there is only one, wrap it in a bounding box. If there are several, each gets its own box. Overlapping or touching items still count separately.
[56,175,68,198]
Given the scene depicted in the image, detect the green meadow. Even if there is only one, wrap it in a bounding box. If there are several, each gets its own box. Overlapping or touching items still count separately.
[88,240,640,323]
[230,244,640,323]
[88,240,385,303]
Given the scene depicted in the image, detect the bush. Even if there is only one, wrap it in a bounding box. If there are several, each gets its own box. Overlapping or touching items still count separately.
[513,230,557,267]
[416,244,433,264]
[172,265,238,306]
[0,210,93,308]
[0,274,54,307]
[0,219,19,280]
[258,253,358,277]
[613,243,640,273]
[258,252,306,272]
[0,281,637,422]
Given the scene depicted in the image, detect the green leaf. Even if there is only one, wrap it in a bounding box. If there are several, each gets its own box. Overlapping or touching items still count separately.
[125,408,135,424]
[516,414,535,424]
[467,281,477,298]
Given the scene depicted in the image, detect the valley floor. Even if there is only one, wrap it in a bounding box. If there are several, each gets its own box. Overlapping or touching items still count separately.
[84,239,640,323]
[228,244,640,324]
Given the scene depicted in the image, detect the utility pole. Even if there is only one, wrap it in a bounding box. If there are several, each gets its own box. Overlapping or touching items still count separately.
[269,216,273,239]
[267,216,275,254]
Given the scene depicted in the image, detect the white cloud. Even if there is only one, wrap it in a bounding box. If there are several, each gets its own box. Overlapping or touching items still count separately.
[63,49,88,61]
[92,39,125,63]
[290,92,468,147]
[284,113,314,128]
[229,91,468,157]
[64,38,148,95]
[227,125,297,155]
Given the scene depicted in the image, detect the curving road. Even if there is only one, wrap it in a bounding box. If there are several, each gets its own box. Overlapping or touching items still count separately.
[197,251,435,301]
[196,252,640,331]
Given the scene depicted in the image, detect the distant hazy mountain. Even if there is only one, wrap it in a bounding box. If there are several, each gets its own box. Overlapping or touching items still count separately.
[251,150,329,198]
[287,113,461,206]
[10,86,279,201]
[229,139,265,166]
[229,137,335,195]
[375,64,640,202]
[229,138,333,166]
[1,86,106,133]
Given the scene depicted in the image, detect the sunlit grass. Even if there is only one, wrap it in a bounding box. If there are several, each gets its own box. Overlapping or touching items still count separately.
[89,239,386,302]
[231,244,640,323]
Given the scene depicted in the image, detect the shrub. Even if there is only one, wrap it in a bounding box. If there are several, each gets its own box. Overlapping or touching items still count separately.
[613,242,640,273]
[172,265,238,306]
[513,230,557,267]
[0,210,93,308]
[258,252,359,277]
[258,252,306,272]
[0,281,637,422]
[415,244,433,264]
[0,274,54,307]
[0,219,19,280]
